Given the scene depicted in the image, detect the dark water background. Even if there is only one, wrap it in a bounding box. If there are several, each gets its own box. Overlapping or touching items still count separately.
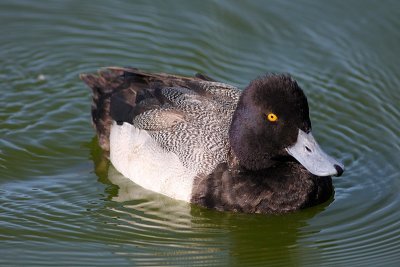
[1,0,399,266]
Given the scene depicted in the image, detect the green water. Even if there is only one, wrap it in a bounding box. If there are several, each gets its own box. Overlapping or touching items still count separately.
[1,0,399,266]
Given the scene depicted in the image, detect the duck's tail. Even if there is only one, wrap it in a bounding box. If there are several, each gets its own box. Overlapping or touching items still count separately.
[80,68,131,152]
[80,67,147,152]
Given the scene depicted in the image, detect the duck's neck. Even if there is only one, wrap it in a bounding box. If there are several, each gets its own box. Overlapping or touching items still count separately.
[227,147,276,171]
[228,130,283,171]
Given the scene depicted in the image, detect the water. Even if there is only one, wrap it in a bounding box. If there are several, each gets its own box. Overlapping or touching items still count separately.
[1,0,399,266]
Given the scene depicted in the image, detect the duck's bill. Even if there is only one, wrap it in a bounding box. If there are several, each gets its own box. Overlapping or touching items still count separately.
[285,129,344,177]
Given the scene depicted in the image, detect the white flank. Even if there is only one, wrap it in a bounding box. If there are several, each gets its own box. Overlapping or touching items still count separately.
[109,122,195,202]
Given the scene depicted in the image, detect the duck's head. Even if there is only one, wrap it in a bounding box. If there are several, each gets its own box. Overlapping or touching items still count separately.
[229,74,344,177]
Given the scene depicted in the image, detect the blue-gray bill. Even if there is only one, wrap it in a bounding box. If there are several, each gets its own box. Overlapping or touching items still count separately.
[286,129,344,177]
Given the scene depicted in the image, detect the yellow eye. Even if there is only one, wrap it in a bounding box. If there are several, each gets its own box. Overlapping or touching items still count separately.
[267,113,278,122]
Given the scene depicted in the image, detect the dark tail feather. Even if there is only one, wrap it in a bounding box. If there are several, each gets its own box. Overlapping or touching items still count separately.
[80,67,158,151]
[80,69,127,152]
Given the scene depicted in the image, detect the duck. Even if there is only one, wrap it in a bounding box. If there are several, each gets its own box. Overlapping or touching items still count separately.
[80,67,344,214]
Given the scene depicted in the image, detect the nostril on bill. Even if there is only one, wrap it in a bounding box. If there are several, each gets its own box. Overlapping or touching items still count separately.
[305,146,311,152]
[334,164,344,177]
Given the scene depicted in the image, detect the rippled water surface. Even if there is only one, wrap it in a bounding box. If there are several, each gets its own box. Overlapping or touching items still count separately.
[1,0,399,266]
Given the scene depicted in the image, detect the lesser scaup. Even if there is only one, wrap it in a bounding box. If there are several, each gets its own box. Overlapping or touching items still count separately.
[81,67,344,214]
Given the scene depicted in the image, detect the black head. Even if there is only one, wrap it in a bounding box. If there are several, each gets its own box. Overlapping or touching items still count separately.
[229,74,311,170]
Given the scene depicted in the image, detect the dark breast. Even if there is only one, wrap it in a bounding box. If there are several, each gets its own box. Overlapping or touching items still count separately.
[191,161,333,214]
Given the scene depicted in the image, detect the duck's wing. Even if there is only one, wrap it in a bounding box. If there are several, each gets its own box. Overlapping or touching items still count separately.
[81,67,241,152]
[108,67,240,128]
[107,66,241,108]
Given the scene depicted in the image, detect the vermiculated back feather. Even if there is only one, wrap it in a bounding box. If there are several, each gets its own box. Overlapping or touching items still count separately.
[81,67,241,173]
